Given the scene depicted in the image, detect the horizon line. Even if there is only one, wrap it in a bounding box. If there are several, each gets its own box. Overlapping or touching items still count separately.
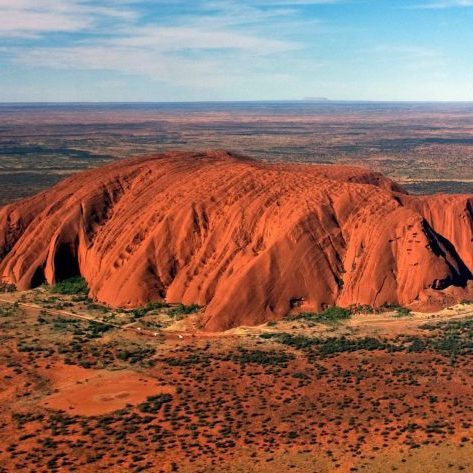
[1,99,473,106]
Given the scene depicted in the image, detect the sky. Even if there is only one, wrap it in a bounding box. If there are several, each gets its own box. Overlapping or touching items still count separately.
[0,0,472,102]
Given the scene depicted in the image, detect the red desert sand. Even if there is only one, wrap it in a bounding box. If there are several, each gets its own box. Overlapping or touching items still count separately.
[0,150,471,330]
[39,364,174,416]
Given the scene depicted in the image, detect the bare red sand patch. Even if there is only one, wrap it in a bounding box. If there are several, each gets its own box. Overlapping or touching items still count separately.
[40,364,174,416]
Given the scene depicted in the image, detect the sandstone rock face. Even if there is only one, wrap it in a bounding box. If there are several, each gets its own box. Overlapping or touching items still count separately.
[1,151,472,330]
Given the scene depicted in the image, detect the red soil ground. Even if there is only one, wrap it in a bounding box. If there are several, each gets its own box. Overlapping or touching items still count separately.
[1,295,472,472]
[39,364,174,416]
[1,336,472,472]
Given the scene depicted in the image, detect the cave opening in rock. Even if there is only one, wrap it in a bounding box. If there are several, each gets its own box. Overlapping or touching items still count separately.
[54,241,80,281]
[31,265,45,287]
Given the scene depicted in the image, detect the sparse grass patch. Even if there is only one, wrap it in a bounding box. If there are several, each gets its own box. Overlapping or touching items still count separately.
[0,302,21,317]
[260,332,320,349]
[86,303,109,313]
[0,282,16,293]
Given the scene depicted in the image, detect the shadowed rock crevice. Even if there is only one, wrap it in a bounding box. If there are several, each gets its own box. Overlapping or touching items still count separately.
[53,240,80,282]
[422,221,472,289]
[30,265,46,288]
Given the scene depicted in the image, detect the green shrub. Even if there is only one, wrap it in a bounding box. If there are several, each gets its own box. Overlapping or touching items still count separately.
[116,346,156,364]
[294,306,351,324]
[131,308,147,319]
[51,277,88,295]
[146,301,170,311]
[406,337,427,352]
[86,322,111,338]
[292,372,309,379]
[167,304,201,318]
[138,394,173,413]
[126,301,171,320]
[393,306,412,317]
[230,348,293,366]
[318,336,386,355]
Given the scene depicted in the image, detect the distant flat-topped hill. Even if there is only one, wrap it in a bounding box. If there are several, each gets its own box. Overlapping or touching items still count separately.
[1,150,472,330]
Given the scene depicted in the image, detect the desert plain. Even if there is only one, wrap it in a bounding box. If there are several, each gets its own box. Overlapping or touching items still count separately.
[1,101,473,205]
[0,102,472,473]
[1,284,472,472]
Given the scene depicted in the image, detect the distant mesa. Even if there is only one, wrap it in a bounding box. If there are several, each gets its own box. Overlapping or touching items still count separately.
[1,150,472,331]
[303,97,330,102]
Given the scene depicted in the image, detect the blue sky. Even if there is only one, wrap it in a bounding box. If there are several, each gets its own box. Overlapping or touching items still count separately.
[0,0,472,102]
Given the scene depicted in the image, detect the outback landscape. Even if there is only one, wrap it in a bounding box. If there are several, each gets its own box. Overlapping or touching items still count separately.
[1,280,472,472]
[2,0,473,470]
[0,143,472,472]
[1,102,473,206]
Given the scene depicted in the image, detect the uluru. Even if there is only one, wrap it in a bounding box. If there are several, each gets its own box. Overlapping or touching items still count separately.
[0,150,472,331]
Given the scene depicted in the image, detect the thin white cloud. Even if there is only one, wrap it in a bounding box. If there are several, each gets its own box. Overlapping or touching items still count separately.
[414,0,473,8]
[0,11,89,38]
[11,44,305,92]
[2,0,308,65]
[108,26,299,53]
[0,0,329,95]
[0,0,334,38]
[0,0,136,38]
